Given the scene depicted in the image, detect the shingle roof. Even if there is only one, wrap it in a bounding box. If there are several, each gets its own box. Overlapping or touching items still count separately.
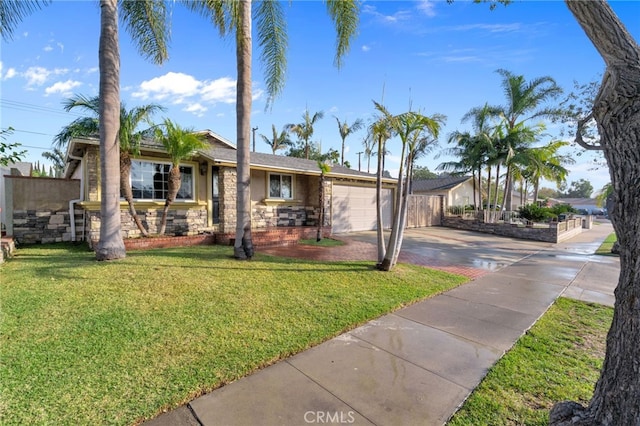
[411,176,472,192]
[200,146,382,180]
[65,132,385,181]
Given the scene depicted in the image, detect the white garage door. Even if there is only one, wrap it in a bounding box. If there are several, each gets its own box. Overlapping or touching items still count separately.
[332,185,393,233]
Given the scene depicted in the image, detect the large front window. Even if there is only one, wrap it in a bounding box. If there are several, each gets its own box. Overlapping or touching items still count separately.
[269,173,293,199]
[129,160,194,201]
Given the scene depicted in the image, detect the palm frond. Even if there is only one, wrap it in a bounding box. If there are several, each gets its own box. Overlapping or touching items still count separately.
[255,0,287,109]
[120,0,171,65]
[324,0,359,68]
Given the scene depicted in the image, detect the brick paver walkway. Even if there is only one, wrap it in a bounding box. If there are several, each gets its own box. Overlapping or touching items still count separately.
[260,237,487,279]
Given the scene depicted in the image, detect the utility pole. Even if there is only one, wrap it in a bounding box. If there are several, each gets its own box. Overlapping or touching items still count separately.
[357,151,363,171]
[252,126,258,152]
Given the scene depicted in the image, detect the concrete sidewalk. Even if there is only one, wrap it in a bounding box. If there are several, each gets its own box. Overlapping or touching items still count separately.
[147,224,618,426]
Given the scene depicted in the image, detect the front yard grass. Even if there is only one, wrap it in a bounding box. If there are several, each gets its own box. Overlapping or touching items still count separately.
[0,243,467,425]
[595,232,617,256]
[448,298,613,426]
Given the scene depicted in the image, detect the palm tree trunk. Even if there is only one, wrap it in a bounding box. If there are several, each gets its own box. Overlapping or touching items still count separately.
[389,155,413,269]
[96,0,126,261]
[120,152,148,237]
[375,137,386,265]
[492,164,501,223]
[379,141,407,271]
[234,0,254,260]
[159,166,180,235]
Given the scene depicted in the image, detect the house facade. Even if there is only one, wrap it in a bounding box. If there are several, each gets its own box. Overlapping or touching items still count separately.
[411,176,478,209]
[58,131,395,247]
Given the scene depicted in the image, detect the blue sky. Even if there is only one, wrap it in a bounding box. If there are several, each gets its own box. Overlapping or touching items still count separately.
[2,0,639,193]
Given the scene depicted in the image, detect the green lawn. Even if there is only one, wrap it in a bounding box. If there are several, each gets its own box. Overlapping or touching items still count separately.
[448,298,613,426]
[595,232,618,256]
[0,243,467,425]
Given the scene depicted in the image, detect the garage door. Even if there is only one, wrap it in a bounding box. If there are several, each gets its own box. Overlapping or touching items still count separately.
[332,185,393,233]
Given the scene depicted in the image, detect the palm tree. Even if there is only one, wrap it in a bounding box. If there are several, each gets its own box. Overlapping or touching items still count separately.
[379,109,444,271]
[260,124,292,154]
[334,116,364,165]
[96,0,170,259]
[517,140,573,204]
[54,94,165,238]
[493,69,563,210]
[154,118,207,235]
[41,148,65,177]
[370,100,396,264]
[286,109,325,160]
[361,133,375,173]
[186,0,359,259]
[316,161,331,242]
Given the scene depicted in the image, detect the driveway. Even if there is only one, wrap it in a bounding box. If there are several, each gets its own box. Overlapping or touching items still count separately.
[263,226,554,279]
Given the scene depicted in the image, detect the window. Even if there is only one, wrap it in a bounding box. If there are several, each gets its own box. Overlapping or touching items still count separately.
[269,173,293,199]
[129,160,194,201]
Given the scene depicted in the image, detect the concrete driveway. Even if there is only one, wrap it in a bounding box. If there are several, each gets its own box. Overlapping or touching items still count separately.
[339,226,555,277]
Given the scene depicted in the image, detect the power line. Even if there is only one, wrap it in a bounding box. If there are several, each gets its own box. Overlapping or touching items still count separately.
[1,99,84,118]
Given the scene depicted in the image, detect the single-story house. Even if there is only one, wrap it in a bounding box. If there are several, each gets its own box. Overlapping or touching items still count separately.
[59,130,396,246]
[411,176,478,209]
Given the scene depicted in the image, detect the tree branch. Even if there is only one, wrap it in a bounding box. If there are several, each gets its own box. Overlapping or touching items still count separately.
[574,111,603,151]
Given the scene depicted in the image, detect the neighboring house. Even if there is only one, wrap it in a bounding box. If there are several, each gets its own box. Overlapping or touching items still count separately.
[59,131,396,246]
[548,197,603,214]
[411,176,478,208]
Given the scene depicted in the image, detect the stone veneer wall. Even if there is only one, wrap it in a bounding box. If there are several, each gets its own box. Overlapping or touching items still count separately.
[219,167,237,234]
[441,216,583,243]
[12,209,84,244]
[86,207,208,248]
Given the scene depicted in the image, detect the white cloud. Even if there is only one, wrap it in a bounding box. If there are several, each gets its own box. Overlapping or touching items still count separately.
[23,66,69,86]
[44,45,53,52]
[183,103,207,117]
[57,42,64,52]
[44,80,82,96]
[24,66,51,86]
[133,71,202,102]
[200,77,236,104]
[4,68,17,80]
[362,44,371,52]
[416,0,437,17]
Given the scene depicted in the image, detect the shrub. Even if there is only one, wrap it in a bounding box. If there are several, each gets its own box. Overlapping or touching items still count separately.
[549,203,577,215]
[519,204,553,222]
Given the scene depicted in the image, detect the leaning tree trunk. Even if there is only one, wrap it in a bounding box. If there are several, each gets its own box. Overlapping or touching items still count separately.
[159,165,180,235]
[96,0,126,261]
[120,151,149,237]
[379,141,407,271]
[549,2,640,425]
[233,0,254,260]
[375,137,386,265]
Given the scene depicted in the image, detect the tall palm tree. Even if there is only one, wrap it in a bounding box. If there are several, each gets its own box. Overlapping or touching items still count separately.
[334,116,364,165]
[96,0,170,259]
[494,69,563,210]
[54,94,165,237]
[370,100,396,264]
[154,118,207,235]
[186,0,359,259]
[286,109,325,160]
[260,124,292,154]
